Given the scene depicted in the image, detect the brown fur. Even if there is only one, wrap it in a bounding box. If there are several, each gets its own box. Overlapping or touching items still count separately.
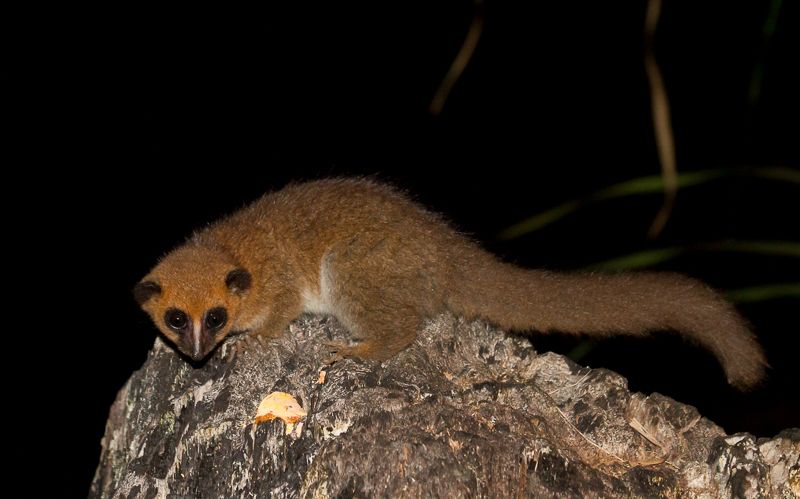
[136,178,767,389]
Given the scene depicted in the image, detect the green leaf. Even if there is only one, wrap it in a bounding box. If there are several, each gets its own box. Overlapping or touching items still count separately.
[594,170,726,200]
[567,340,596,362]
[726,283,800,303]
[499,167,799,240]
[586,248,686,271]
[585,240,800,271]
[756,166,800,184]
[701,240,800,258]
[498,201,583,240]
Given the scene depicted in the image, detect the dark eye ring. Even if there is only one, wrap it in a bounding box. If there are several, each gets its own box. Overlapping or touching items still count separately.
[165,309,189,331]
[205,307,227,331]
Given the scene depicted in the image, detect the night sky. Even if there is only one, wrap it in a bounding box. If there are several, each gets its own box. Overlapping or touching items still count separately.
[8,2,798,497]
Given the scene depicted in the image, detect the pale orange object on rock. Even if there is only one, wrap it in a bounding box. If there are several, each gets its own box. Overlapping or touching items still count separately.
[255,392,307,424]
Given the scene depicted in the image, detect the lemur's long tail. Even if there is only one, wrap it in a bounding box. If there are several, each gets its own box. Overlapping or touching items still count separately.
[447,252,767,390]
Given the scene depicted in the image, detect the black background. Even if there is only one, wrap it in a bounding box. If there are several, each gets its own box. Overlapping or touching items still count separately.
[7,2,798,497]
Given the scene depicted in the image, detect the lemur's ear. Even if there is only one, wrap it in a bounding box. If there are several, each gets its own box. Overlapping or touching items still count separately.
[133,281,162,305]
[225,268,252,294]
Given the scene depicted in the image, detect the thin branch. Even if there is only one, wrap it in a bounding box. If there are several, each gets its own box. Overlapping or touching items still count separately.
[644,0,677,238]
[429,0,484,116]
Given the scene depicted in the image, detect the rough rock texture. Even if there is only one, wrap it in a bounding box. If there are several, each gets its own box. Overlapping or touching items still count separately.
[91,315,800,498]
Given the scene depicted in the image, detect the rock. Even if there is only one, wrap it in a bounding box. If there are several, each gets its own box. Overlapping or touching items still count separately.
[90,315,800,498]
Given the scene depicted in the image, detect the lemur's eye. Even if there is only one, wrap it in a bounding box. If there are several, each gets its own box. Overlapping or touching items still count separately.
[205,307,227,331]
[165,309,189,331]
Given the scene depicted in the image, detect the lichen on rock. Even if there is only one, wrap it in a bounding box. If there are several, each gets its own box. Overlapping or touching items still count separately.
[90,315,799,498]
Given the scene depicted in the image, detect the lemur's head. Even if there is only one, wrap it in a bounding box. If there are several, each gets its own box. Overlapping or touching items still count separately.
[134,245,251,361]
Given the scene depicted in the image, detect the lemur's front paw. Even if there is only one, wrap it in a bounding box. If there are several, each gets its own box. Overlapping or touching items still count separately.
[322,340,378,365]
[224,334,260,362]
[322,341,353,365]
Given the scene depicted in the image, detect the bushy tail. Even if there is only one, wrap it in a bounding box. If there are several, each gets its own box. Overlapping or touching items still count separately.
[447,253,767,390]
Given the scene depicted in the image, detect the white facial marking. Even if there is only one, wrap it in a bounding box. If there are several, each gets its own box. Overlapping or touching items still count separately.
[193,319,202,357]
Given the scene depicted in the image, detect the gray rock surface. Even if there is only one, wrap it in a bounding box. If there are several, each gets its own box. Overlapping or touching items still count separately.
[91,315,800,498]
